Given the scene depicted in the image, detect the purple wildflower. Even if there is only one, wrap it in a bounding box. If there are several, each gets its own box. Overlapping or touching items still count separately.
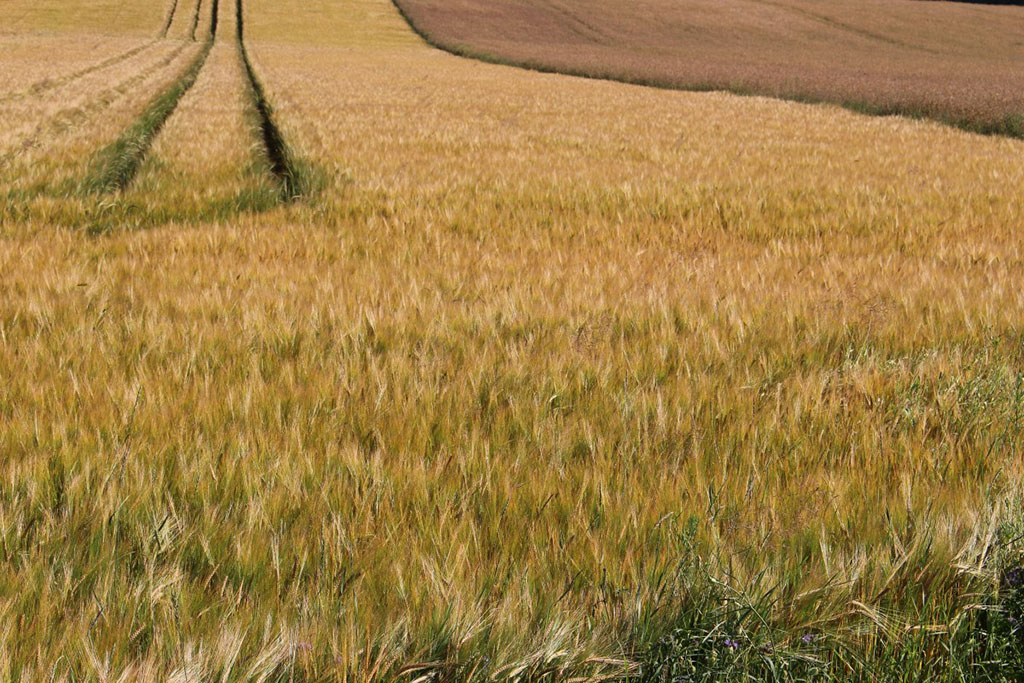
[1006,567,1024,588]
[723,638,740,650]
[801,634,815,644]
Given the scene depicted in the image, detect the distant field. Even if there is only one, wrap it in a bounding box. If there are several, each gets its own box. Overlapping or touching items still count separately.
[0,0,167,36]
[2,0,1024,679]
[394,0,1024,135]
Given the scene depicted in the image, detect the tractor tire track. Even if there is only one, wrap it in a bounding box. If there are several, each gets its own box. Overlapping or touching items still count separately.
[0,40,161,106]
[83,0,219,192]
[234,0,304,198]
[1,42,195,164]
[738,0,945,55]
[160,0,181,38]
[190,0,206,41]
[537,0,614,45]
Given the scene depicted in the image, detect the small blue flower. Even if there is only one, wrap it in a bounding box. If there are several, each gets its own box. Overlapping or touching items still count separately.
[801,634,814,644]
[723,638,739,650]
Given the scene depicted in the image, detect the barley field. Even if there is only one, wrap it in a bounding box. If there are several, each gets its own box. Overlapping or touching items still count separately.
[2,0,1024,680]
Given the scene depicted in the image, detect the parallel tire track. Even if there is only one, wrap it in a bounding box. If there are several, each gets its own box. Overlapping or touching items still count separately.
[0,41,159,106]
[739,0,944,55]
[160,0,181,38]
[1,42,193,164]
[84,0,219,192]
[235,0,303,198]
[190,0,205,41]
[1,0,192,105]
[210,0,220,41]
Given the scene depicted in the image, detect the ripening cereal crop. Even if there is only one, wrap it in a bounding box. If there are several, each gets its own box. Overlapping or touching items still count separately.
[1,0,1023,679]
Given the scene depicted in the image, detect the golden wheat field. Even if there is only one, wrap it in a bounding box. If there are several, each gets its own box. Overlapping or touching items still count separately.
[1,0,1024,679]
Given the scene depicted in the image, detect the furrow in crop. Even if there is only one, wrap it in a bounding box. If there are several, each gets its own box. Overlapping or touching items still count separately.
[739,0,942,54]
[1,42,194,164]
[190,0,205,40]
[114,0,286,227]
[536,0,613,45]
[234,0,304,198]
[0,41,159,106]
[83,6,217,193]
[210,0,220,41]
[160,0,181,38]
